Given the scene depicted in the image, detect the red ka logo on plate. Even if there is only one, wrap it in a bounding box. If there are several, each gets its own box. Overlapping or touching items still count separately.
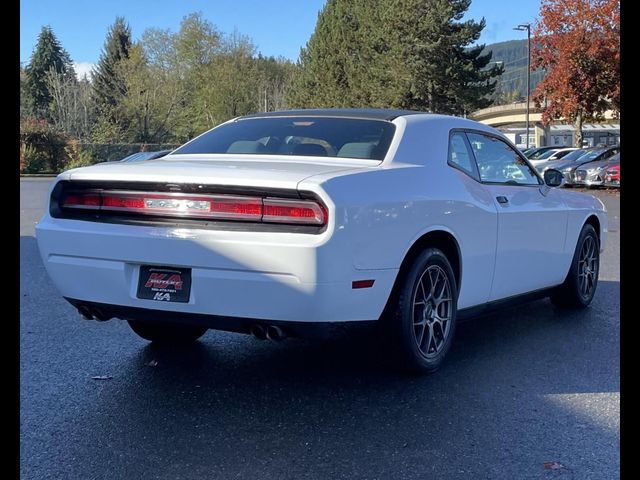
[145,272,183,290]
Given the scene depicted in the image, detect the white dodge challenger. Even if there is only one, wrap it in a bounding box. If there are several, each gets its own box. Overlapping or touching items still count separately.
[36,109,607,373]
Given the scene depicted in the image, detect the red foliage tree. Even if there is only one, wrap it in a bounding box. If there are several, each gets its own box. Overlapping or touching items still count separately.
[532,0,619,147]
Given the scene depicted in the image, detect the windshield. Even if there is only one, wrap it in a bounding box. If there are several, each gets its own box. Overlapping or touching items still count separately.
[575,149,605,163]
[528,148,553,159]
[552,150,574,159]
[560,149,594,162]
[172,117,397,161]
[537,149,559,160]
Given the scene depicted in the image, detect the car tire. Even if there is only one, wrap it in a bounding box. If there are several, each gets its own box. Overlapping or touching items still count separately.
[127,320,208,343]
[386,248,458,374]
[550,223,599,309]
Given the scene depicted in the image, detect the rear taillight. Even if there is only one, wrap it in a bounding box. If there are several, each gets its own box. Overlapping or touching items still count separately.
[209,196,263,220]
[263,198,326,225]
[63,194,101,208]
[61,191,327,226]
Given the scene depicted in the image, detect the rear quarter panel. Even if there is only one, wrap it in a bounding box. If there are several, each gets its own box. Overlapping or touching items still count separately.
[301,116,500,309]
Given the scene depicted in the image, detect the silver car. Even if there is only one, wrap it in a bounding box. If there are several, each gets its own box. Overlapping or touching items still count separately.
[574,153,620,188]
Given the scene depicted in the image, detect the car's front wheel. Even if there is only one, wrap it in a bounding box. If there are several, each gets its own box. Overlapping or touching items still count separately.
[127,320,208,343]
[386,248,458,373]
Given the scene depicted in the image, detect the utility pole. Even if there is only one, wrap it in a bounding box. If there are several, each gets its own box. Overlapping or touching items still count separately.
[514,23,531,148]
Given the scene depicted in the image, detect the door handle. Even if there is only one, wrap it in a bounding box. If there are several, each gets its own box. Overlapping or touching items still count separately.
[496,196,509,204]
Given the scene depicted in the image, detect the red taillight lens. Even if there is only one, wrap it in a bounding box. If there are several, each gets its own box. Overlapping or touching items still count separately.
[102,195,146,209]
[61,191,327,226]
[63,194,101,208]
[209,196,263,220]
[263,198,327,225]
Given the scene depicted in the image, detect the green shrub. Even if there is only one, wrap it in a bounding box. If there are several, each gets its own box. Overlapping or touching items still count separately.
[20,143,48,173]
[20,118,67,173]
[64,139,96,170]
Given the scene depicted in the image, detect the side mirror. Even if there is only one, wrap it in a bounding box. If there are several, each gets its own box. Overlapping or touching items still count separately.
[543,168,564,187]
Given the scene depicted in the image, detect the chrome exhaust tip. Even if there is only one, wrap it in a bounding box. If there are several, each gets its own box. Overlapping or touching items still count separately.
[266,325,286,341]
[250,324,267,340]
[92,307,112,322]
[77,305,93,320]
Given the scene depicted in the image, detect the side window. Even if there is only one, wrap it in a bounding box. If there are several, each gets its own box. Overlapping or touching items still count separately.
[466,132,541,185]
[448,132,478,179]
[602,148,619,160]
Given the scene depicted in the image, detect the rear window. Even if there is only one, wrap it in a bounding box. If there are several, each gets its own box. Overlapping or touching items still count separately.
[172,117,396,161]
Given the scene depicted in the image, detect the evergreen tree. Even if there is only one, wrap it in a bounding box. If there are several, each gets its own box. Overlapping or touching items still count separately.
[20,64,31,119]
[24,26,75,117]
[289,0,373,108]
[289,0,503,115]
[92,17,133,124]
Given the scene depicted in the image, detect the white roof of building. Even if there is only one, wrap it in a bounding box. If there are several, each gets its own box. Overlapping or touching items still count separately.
[549,124,620,132]
[501,124,619,133]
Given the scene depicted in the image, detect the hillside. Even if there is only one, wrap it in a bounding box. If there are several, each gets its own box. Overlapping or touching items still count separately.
[482,39,544,104]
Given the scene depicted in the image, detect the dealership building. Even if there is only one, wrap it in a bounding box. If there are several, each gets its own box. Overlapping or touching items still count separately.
[501,123,620,148]
[471,102,620,148]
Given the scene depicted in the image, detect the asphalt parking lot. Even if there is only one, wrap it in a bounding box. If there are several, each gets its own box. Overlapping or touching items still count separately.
[21,178,619,480]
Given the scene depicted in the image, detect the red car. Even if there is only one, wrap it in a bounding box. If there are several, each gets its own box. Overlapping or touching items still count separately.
[604,162,620,188]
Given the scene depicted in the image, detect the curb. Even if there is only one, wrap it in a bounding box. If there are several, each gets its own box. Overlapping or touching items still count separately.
[20,174,58,178]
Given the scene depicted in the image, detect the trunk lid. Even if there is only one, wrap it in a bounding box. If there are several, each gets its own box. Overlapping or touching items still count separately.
[67,154,372,190]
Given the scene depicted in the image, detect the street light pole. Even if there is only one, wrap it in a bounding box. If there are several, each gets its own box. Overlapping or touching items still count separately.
[514,23,531,148]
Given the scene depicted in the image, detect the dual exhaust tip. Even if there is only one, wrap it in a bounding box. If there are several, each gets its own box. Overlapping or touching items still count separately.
[250,324,286,341]
[77,305,112,322]
[78,306,285,341]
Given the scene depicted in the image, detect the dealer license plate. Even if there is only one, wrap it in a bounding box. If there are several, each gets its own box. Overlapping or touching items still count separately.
[137,265,191,303]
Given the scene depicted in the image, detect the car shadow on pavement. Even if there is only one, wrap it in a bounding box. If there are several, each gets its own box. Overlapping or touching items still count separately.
[123,279,620,392]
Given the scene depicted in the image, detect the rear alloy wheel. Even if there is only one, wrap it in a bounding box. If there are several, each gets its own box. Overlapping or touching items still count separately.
[551,223,599,308]
[127,320,208,343]
[387,248,458,373]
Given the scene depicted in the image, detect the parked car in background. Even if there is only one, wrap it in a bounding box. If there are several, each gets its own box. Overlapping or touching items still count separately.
[604,162,620,188]
[35,109,607,374]
[540,146,620,185]
[537,148,589,172]
[545,148,578,161]
[525,146,558,159]
[574,153,620,188]
[120,150,173,162]
[528,149,559,168]
[527,148,579,168]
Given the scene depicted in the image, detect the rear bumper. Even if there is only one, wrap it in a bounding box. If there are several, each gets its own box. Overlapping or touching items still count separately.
[36,216,397,323]
[66,298,378,338]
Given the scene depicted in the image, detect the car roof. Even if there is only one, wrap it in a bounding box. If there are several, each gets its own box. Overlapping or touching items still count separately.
[238,108,428,121]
